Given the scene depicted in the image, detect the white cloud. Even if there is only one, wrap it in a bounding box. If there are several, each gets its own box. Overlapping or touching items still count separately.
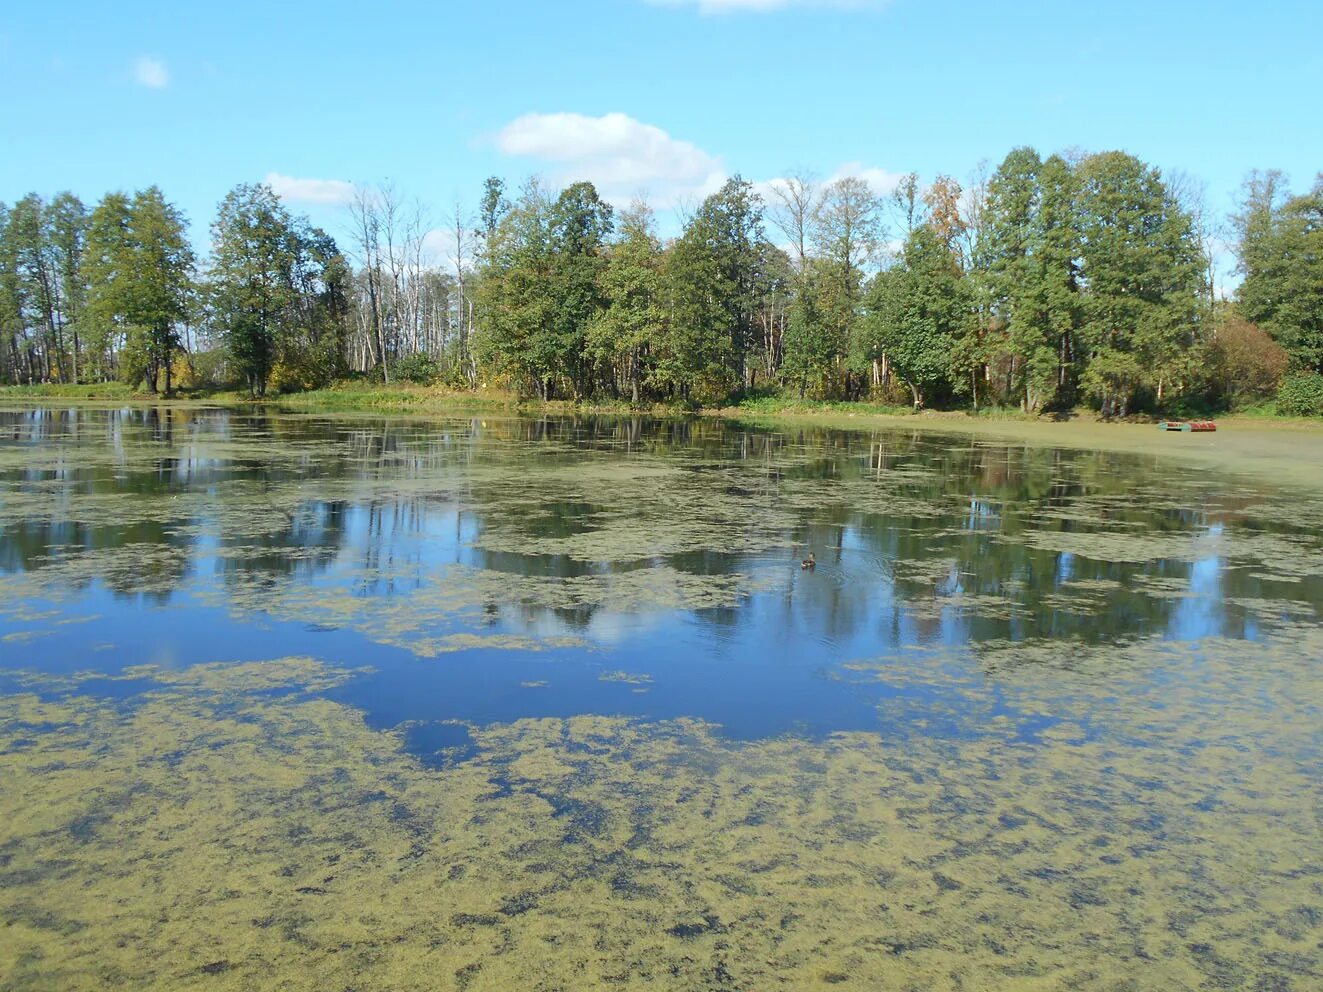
[133,56,169,89]
[494,111,726,207]
[646,0,884,13]
[264,172,357,206]
[825,161,906,196]
[755,162,907,206]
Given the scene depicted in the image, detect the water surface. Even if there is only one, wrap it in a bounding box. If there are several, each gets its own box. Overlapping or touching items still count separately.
[1,406,1319,990]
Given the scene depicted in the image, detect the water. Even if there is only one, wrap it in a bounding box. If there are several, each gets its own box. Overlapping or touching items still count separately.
[1,405,1320,990]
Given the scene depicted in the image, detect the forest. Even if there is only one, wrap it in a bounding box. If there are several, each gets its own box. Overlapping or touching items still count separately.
[1,148,1320,417]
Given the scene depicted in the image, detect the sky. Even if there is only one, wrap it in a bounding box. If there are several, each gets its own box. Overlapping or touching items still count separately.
[2,0,1320,272]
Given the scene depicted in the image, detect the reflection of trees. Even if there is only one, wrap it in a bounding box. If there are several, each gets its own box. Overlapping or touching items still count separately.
[0,408,197,602]
[1,406,1317,646]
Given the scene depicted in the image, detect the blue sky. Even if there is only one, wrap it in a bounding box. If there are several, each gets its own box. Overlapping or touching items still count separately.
[2,0,1320,264]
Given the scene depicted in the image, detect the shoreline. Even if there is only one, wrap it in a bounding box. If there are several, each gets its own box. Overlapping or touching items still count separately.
[4,385,1322,490]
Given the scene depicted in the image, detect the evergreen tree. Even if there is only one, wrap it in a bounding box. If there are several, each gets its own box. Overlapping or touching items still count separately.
[1236,173,1323,372]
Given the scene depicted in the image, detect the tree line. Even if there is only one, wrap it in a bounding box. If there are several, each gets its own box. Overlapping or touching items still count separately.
[2,147,1320,414]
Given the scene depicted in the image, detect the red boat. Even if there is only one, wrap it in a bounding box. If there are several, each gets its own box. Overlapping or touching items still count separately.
[1157,421,1217,432]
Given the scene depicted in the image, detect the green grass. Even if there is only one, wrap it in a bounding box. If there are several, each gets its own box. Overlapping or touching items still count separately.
[730,394,916,418]
[0,382,138,400]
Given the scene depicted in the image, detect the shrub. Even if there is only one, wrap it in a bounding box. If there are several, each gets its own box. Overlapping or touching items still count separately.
[389,354,441,385]
[1210,316,1289,407]
[1276,372,1323,417]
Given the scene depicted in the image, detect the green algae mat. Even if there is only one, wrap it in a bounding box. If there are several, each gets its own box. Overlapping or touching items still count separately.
[1,405,1319,991]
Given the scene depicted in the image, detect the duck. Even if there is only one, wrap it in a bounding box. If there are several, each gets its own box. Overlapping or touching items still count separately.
[801,553,816,570]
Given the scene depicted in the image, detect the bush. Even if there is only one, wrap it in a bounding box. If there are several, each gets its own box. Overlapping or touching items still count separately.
[389,354,441,385]
[1276,372,1323,417]
[1210,316,1289,407]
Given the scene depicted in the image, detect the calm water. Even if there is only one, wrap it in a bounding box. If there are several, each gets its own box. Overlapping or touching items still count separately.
[1,406,1320,990]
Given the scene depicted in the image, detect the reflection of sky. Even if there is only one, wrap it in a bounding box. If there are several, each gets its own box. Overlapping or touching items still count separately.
[1169,524,1224,642]
[1,410,1318,755]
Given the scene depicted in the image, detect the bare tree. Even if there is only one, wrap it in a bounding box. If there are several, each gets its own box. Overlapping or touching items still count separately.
[446,201,477,384]
[813,176,883,278]
[890,172,922,236]
[767,170,820,273]
[347,184,388,381]
[1167,168,1218,308]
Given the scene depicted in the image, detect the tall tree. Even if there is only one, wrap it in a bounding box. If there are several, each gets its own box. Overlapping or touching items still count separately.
[81,188,193,392]
[767,170,819,274]
[209,183,298,397]
[8,195,64,381]
[475,178,556,397]
[81,192,135,381]
[861,225,971,408]
[1074,152,1203,414]
[978,148,1081,411]
[657,176,769,399]
[125,187,195,394]
[48,193,88,382]
[1236,172,1323,372]
[547,181,613,398]
[587,202,663,403]
[809,176,882,393]
[0,204,25,383]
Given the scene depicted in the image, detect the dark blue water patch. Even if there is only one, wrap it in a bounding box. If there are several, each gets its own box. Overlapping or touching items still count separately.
[0,576,1132,762]
[0,589,408,679]
[399,722,478,769]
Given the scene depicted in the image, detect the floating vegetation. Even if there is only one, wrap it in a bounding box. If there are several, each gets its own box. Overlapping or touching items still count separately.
[2,406,1323,990]
[598,670,654,685]
[1,624,1320,990]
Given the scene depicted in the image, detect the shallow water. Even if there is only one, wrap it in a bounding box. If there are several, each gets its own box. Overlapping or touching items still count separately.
[1,405,1320,990]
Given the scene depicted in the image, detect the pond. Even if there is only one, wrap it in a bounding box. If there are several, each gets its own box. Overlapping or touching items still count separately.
[1,405,1319,990]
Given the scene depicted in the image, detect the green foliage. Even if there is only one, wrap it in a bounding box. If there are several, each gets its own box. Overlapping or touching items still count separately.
[1275,372,1323,417]
[208,183,349,397]
[2,152,1311,420]
[782,265,837,396]
[977,149,1079,411]
[654,177,772,402]
[81,187,194,393]
[860,226,971,407]
[1236,174,1323,372]
[389,353,441,385]
[1074,152,1205,416]
[476,179,614,399]
[586,203,663,403]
